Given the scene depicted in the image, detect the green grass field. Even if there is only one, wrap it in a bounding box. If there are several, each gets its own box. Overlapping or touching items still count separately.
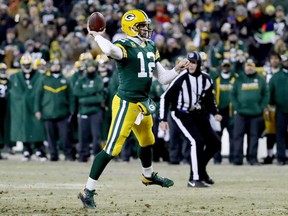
[0,155,288,216]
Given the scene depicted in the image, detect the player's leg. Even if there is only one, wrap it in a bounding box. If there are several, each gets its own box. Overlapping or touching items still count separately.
[78,96,137,208]
[262,110,276,164]
[170,111,207,188]
[133,116,174,188]
[198,115,221,184]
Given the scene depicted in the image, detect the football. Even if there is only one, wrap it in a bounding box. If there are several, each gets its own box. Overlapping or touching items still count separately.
[88,12,106,32]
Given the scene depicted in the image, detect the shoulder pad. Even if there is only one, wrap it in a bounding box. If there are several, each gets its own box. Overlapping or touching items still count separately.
[114,38,129,45]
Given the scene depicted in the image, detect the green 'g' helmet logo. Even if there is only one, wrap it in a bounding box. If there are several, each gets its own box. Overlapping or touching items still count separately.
[125,14,135,21]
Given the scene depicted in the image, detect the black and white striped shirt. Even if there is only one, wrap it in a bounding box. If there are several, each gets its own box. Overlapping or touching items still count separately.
[159,70,218,121]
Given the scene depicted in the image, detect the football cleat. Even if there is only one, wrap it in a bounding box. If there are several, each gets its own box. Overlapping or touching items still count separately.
[203,172,215,185]
[261,156,274,165]
[187,180,208,188]
[203,177,215,185]
[78,188,96,209]
[142,172,174,188]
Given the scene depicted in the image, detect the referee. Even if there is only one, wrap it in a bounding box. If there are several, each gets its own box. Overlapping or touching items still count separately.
[159,51,222,187]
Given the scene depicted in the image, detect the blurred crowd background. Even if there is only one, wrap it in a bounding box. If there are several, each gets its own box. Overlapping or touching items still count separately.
[0,0,288,165]
[0,0,287,71]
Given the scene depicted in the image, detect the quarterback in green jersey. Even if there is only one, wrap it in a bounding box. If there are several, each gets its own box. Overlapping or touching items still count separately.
[78,9,190,209]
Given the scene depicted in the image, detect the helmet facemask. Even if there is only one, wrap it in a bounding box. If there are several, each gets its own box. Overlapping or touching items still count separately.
[132,22,153,40]
[20,54,33,73]
[0,63,7,79]
[0,69,6,79]
[38,63,47,74]
[22,63,32,73]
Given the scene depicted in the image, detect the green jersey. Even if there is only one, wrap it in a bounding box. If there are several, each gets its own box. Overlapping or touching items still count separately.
[113,38,160,103]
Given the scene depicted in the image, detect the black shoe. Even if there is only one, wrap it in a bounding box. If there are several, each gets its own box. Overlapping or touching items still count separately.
[203,172,215,185]
[261,156,274,164]
[78,157,88,163]
[277,160,286,166]
[50,157,59,162]
[168,161,180,165]
[203,177,215,185]
[233,161,243,166]
[187,180,208,188]
[249,161,260,166]
[65,156,75,161]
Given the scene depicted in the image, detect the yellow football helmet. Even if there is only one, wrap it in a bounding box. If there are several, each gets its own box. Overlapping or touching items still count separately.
[0,62,7,79]
[74,60,81,69]
[20,54,33,73]
[33,58,46,68]
[121,9,152,39]
[95,54,109,64]
[96,54,110,74]
[79,52,93,62]
[33,58,47,73]
[199,52,208,61]
[74,60,86,74]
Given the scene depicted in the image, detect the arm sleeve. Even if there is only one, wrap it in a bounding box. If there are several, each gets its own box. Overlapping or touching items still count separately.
[73,79,86,97]
[34,78,43,113]
[204,80,218,115]
[94,35,123,60]
[260,79,269,110]
[68,82,75,114]
[154,62,179,85]
[230,80,239,111]
[269,77,275,105]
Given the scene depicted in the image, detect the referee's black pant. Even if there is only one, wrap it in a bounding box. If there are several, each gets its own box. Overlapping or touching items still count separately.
[171,110,221,181]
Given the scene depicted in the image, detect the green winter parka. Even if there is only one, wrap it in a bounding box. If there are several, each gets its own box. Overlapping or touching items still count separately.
[9,71,46,142]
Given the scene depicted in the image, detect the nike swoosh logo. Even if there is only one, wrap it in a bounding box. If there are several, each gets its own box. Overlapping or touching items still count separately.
[189,182,195,187]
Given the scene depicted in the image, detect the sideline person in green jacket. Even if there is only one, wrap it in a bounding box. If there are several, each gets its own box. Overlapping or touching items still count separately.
[73,60,105,162]
[269,53,288,165]
[35,59,75,161]
[212,59,237,164]
[9,54,47,161]
[231,59,269,165]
